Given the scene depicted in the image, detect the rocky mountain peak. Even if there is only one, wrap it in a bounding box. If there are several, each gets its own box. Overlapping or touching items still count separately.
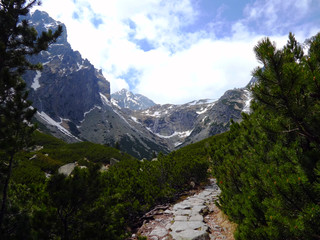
[29,10,68,45]
[111,89,156,110]
[23,10,110,124]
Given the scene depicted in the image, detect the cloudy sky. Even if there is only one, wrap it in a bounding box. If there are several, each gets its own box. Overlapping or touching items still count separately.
[36,0,320,104]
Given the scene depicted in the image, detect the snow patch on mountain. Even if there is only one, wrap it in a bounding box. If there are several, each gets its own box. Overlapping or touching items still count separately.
[100,93,111,106]
[187,99,216,106]
[44,22,57,30]
[142,108,170,117]
[114,109,134,128]
[131,116,141,124]
[31,71,41,90]
[111,99,121,109]
[196,102,216,115]
[147,128,193,139]
[76,62,88,71]
[196,107,209,115]
[202,116,208,122]
[242,90,252,114]
[79,105,102,125]
[37,111,79,140]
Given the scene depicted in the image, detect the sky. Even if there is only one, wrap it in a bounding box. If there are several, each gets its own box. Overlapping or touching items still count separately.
[35,0,320,104]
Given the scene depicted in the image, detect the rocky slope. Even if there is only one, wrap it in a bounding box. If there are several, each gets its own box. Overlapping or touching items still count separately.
[124,88,251,150]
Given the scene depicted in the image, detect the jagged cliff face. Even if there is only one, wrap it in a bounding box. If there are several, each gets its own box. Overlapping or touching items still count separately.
[24,10,110,124]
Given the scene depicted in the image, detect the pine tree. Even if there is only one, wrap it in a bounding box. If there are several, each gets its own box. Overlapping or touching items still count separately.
[212,33,320,239]
[0,0,62,233]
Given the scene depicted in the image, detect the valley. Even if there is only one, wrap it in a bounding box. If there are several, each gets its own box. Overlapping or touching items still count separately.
[1,3,319,240]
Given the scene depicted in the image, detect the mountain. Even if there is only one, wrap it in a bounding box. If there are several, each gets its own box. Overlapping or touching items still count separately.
[23,10,169,159]
[23,10,252,158]
[128,88,251,149]
[111,89,156,110]
[24,10,110,125]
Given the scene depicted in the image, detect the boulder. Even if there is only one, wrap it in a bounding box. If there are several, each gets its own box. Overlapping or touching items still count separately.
[58,163,77,176]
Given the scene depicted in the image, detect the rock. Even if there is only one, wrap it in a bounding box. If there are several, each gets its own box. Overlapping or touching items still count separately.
[110,158,119,166]
[29,154,37,160]
[100,164,109,172]
[175,209,192,216]
[173,203,192,210]
[164,209,173,214]
[150,226,167,238]
[58,163,77,176]
[170,229,209,240]
[170,221,207,233]
[192,205,208,213]
[189,215,203,222]
[175,216,188,221]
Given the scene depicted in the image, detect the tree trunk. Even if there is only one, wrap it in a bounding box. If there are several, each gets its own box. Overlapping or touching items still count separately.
[63,217,69,240]
[0,152,14,234]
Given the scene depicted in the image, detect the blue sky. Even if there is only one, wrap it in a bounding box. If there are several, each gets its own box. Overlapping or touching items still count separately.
[37,0,320,104]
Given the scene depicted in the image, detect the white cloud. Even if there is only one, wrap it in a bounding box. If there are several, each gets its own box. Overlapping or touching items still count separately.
[135,38,262,104]
[243,0,315,34]
[36,0,320,104]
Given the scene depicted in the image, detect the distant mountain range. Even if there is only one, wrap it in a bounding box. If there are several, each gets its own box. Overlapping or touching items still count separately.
[23,10,252,159]
[115,89,251,149]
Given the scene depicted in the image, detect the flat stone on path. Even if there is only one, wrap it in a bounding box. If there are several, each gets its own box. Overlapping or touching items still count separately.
[150,226,167,238]
[175,215,188,221]
[171,229,209,240]
[189,215,203,221]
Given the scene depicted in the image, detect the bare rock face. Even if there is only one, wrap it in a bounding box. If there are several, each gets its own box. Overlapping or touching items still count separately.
[24,10,110,124]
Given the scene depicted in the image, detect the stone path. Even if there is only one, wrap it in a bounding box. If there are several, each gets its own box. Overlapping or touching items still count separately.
[133,179,235,240]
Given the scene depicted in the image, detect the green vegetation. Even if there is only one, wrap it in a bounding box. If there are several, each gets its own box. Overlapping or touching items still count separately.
[210,33,320,239]
[0,0,62,234]
[0,131,209,239]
